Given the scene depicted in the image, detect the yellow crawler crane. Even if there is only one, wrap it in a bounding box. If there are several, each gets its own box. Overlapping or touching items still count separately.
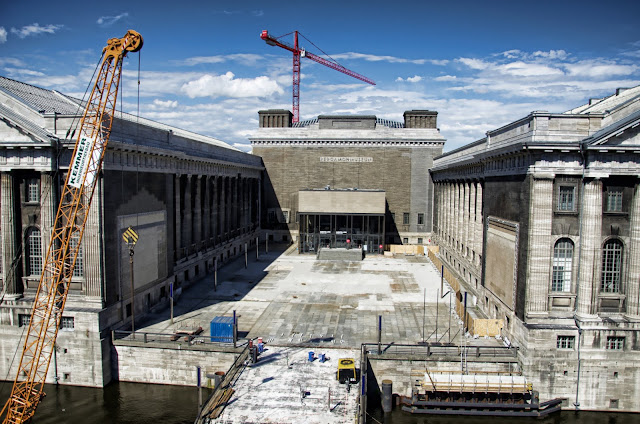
[1,30,143,424]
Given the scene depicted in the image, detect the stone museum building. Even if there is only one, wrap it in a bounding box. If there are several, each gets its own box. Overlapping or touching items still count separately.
[430,86,640,411]
[250,109,445,253]
[0,76,263,386]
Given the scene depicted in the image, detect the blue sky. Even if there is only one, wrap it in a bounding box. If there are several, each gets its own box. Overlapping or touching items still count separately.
[1,0,640,152]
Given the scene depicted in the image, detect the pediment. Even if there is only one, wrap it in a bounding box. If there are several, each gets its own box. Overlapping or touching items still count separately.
[584,110,640,147]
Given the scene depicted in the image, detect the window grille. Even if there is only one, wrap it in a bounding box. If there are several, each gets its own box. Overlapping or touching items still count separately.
[556,335,575,349]
[27,228,42,275]
[606,190,623,212]
[606,336,624,350]
[558,186,575,211]
[601,240,623,293]
[60,316,75,330]
[417,213,424,225]
[26,178,40,203]
[70,235,83,278]
[403,213,410,225]
[552,239,573,292]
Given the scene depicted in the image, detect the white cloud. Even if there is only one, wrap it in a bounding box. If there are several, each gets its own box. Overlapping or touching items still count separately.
[396,75,422,83]
[533,49,568,60]
[181,72,283,99]
[181,54,264,67]
[96,13,129,26]
[11,23,63,39]
[332,52,429,65]
[435,75,457,82]
[0,27,6,43]
[564,60,638,78]
[0,57,26,67]
[152,99,178,108]
[457,58,489,70]
[496,61,564,77]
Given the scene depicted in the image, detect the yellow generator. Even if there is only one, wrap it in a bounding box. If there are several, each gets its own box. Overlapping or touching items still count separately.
[337,358,357,384]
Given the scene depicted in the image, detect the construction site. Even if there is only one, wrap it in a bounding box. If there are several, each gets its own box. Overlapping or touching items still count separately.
[1,21,640,424]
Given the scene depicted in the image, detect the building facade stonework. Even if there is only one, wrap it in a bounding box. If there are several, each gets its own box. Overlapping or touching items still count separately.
[250,110,445,249]
[431,86,640,411]
[0,76,263,387]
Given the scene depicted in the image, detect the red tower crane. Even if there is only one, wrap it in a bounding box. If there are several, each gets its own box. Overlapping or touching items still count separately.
[260,30,375,123]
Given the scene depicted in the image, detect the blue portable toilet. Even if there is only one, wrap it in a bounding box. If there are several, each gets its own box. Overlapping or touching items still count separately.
[210,316,234,343]
[308,351,315,362]
[319,353,326,363]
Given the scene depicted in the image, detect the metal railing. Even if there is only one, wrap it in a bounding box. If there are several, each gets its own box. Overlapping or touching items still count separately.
[363,343,518,359]
[112,329,245,351]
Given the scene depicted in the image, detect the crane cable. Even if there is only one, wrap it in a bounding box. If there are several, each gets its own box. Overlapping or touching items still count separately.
[0,55,103,404]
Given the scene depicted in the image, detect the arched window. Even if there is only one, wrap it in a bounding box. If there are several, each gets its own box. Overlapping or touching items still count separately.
[26,227,42,275]
[552,239,573,292]
[601,239,623,293]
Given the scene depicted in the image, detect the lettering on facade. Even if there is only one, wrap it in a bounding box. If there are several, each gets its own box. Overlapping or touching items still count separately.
[320,157,373,163]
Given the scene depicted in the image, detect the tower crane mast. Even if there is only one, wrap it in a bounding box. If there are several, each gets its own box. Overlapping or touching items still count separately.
[1,30,143,424]
[260,30,375,123]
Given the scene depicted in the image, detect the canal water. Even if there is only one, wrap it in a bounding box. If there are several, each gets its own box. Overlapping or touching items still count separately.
[0,381,208,423]
[1,381,636,423]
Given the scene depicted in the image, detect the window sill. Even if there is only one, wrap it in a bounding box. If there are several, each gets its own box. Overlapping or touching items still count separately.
[603,211,627,216]
[554,210,578,216]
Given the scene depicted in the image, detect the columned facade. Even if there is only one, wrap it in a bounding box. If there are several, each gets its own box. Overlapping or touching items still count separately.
[431,86,640,412]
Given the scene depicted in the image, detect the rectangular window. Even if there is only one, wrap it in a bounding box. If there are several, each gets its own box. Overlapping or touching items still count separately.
[26,178,40,203]
[18,314,31,327]
[403,213,410,225]
[417,238,423,244]
[417,213,425,225]
[607,190,623,212]
[606,336,624,350]
[390,213,395,222]
[558,186,575,211]
[70,236,83,278]
[556,335,575,349]
[281,210,290,224]
[60,316,75,330]
[403,237,409,244]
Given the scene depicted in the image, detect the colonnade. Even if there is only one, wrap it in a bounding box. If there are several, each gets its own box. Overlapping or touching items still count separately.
[174,173,260,260]
[433,180,483,270]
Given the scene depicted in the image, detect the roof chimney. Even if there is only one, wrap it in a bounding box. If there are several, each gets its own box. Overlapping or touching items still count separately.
[403,110,437,129]
[258,109,293,128]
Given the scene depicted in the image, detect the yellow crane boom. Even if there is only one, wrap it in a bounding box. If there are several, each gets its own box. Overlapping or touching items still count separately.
[1,30,143,424]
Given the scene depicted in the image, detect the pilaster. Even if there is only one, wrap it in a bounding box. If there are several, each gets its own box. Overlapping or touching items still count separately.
[1,173,19,296]
[526,176,553,315]
[576,179,603,316]
[626,182,640,316]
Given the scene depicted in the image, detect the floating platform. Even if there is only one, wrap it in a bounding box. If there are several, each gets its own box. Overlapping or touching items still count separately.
[400,372,562,417]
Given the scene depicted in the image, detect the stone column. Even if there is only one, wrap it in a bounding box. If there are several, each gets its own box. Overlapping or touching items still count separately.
[456,182,463,253]
[174,174,182,259]
[469,182,477,261]
[220,176,227,240]
[212,176,219,244]
[1,173,19,296]
[183,175,192,252]
[193,175,202,247]
[626,181,640,316]
[475,182,483,266]
[525,176,554,315]
[576,179,603,316]
[203,176,211,243]
[84,176,103,297]
[463,181,470,258]
[445,182,451,246]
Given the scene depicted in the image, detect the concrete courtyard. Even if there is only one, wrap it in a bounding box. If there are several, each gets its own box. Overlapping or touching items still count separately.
[137,244,467,349]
